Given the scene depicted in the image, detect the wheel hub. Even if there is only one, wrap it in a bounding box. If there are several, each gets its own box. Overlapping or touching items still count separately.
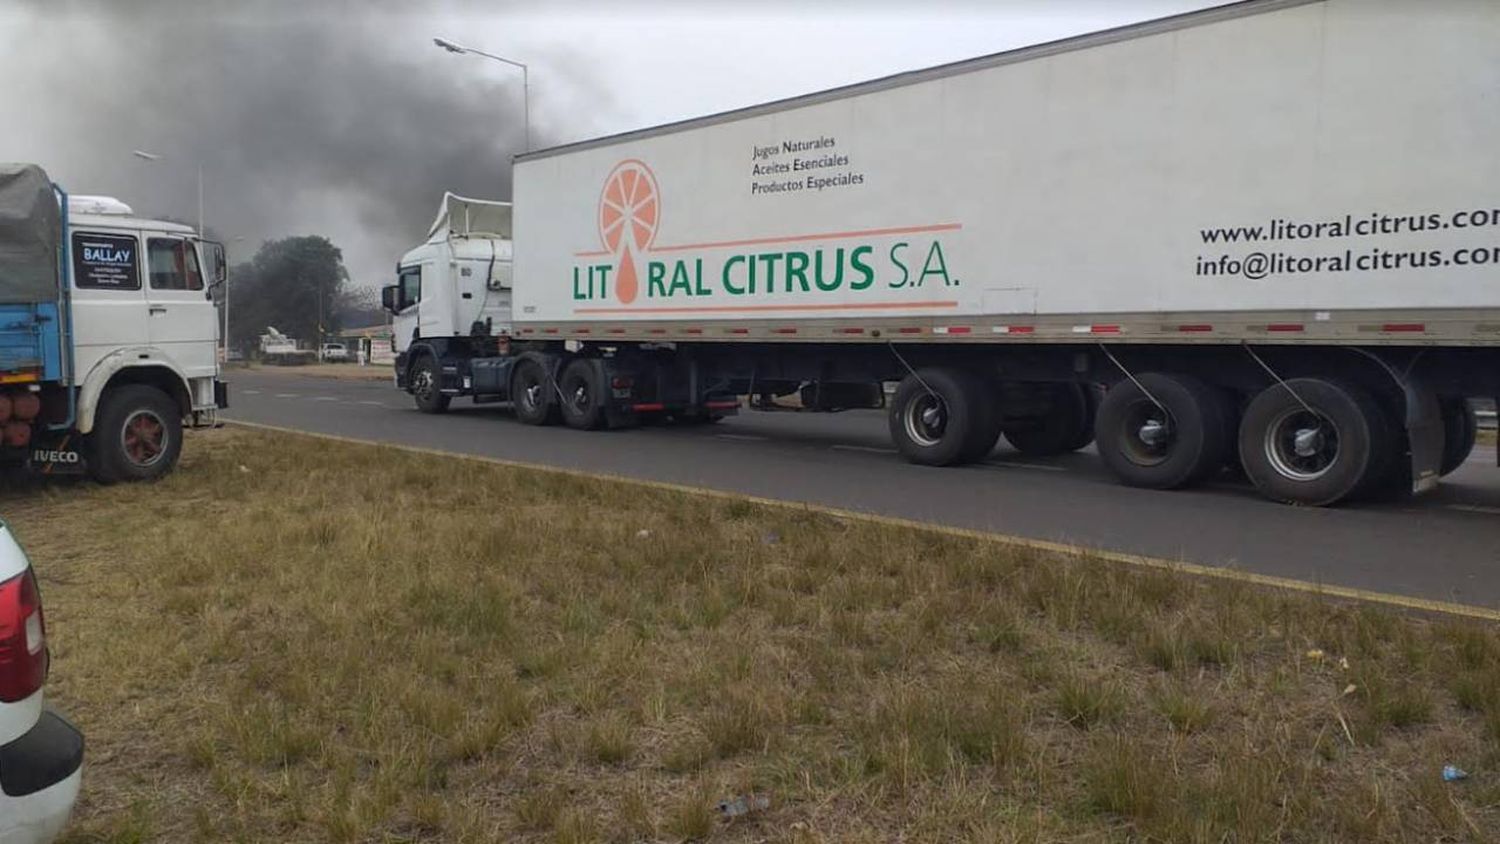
[121,410,167,468]
[904,394,948,447]
[1265,409,1339,481]
[1138,418,1169,448]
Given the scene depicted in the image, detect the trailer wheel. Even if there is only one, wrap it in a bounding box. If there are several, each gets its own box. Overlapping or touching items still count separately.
[888,368,996,466]
[1002,383,1092,456]
[88,384,182,484]
[1439,396,1477,476]
[558,359,607,431]
[409,355,450,414]
[511,359,559,426]
[1095,373,1230,490]
[1238,378,1394,506]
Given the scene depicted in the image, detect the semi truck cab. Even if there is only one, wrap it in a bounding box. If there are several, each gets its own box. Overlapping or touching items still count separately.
[386,194,514,411]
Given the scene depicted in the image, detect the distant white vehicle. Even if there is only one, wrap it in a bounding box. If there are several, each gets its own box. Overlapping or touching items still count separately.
[319,343,349,362]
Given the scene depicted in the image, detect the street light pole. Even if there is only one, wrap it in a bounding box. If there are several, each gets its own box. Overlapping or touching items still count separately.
[433,37,530,151]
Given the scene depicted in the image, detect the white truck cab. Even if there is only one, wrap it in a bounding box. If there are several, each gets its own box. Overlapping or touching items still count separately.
[67,196,223,430]
[388,194,513,351]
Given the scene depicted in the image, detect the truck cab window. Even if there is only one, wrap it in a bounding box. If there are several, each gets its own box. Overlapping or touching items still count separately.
[147,238,203,291]
[399,266,421,308]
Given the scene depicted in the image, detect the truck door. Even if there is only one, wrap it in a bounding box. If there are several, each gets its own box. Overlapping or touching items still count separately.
[142,234,217,380]
[391,264,424,352]
[69,229,149,381]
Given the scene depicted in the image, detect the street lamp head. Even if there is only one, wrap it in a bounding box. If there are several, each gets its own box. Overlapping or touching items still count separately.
[131,150,163,161]
[433,37,467,54]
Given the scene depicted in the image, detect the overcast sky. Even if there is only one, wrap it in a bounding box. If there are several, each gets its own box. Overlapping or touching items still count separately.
[2,0,1218,290]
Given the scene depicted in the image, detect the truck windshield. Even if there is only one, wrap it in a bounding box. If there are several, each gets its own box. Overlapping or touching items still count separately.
[147,238,203,291]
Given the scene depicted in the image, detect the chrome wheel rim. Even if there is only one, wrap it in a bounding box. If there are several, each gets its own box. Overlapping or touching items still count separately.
[903,393,948,447]
[1264,408,1338,481]
[1117,400,1173,467]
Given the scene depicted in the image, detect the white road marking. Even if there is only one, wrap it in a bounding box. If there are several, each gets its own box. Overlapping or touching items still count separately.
[831,444,897,455]
[358,400,385,406]
[273,393,299,399]
[715,433,767,442]
[313,396,338,402]
[986,460,1067,472]
[1446,504,1500,516]
[241,389,261,395]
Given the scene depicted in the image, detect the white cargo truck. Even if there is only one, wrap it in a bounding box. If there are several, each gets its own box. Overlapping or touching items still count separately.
[387,0,1498,506]
[0,164,226,483]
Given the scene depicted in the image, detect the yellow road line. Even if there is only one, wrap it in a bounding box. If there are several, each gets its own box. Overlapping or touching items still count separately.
[222,419,1500,623]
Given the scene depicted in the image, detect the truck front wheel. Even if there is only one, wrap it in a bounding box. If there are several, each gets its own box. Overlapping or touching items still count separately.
[888,368,998,466]
[88,384,183,484]
[1095,373,1230,490]
[409,355,450,414]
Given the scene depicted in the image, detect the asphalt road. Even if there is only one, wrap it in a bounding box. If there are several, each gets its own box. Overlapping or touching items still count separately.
[224,369,1500,608]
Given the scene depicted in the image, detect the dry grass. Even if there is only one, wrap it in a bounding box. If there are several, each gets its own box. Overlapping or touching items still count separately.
[1478,427,1497,447]
[3,427,1497,842]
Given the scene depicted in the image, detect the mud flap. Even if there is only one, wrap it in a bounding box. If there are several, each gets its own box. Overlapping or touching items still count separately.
[1403,378,1442,494]
[26,432,87,476]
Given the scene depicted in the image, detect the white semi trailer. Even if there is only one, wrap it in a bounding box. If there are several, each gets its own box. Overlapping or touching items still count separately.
[386,0,1499,506]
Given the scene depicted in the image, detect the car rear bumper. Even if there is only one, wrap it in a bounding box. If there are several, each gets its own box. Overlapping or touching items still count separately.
[0,708,83,844]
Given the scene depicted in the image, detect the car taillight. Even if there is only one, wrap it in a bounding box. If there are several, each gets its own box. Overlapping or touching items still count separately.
[0,568,47,703]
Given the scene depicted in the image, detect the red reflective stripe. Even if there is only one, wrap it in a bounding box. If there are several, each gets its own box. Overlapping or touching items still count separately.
[1266,324,1304,332]
[519,328,535,335]
[1091,325,1120,334]
[683,328,703,335]
[838,327,865,334]
[897,327,923,334]
[1010,326,1035,334]
[575,328,591,334]
[632,403,665,412]
[648,328,667,335]
[1382,323,1425,333]
[705,400,739,409]
[774,328,798,335]
[1177,324,1213,333]
[542,328,558,335]
[727,328,750,335]
[946,326,972,335]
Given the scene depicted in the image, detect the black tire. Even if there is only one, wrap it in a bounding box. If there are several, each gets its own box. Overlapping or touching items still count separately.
[1237,378,1394,506]
[88,384,183,484]
[409,355,450,414]
[1002,383,1092,456]
[1440,397,1478,477]
[1095,373,1230,490]
[510,358,559,426]
[558,358,607,431]
[888,368,997,466]
[1066,385,1102,452]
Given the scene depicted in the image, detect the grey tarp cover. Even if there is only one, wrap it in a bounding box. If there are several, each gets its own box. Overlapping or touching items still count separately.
[0,163,61,304]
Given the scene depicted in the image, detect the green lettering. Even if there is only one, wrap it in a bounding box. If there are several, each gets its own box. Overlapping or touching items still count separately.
[647,261,667,298]
[850,246,875,290]
[918,241,953,287]
[693,259,710,296]
[785,251,810,293]
[814,248,845,292]
[723,255,747,295]
[887,242,909,288]
[669,261,693,296]
[595,265,611,299]
[573,266,585,300]
[758,253,784,294]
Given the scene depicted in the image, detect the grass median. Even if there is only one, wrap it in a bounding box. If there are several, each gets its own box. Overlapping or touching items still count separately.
[5,427,1498,842]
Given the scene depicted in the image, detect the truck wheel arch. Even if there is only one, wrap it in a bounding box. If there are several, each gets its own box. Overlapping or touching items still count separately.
[76,353,192,435]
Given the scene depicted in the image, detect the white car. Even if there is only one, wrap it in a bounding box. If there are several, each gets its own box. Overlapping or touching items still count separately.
[320,343,349,362]
[0,524,81,844]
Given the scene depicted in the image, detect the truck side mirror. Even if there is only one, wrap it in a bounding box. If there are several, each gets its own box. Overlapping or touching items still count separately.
[381,284,400,313]
[212,242,227,284]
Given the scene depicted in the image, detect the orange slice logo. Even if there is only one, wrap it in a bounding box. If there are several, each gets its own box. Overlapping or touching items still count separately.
[597,160,659,305]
